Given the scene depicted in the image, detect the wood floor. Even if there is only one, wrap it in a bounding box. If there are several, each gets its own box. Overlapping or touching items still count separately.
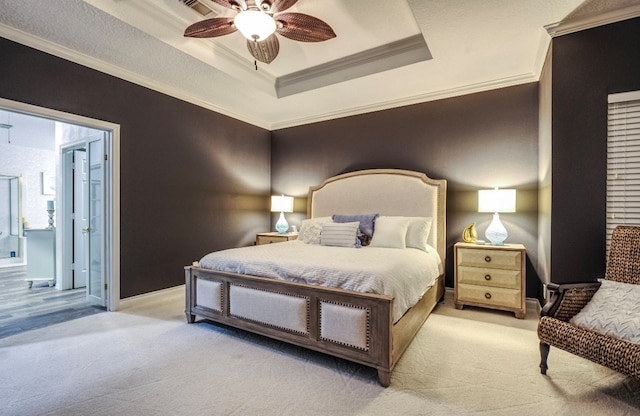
[0,266,104,339]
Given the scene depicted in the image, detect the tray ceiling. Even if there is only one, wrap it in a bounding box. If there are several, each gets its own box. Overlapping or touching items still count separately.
[0,0,639,129]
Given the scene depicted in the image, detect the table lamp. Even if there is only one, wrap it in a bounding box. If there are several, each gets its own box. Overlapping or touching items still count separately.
[478,188,516,245]
[271,194,294,234]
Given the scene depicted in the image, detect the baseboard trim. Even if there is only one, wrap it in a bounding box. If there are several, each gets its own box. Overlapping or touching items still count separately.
[118,284,184,310]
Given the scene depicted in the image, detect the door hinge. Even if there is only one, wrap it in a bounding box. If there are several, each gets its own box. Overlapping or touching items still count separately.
[104,283,108,290]
[104,154,108,161]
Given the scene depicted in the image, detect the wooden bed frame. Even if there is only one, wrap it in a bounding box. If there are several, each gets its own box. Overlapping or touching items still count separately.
[185,169,447,386]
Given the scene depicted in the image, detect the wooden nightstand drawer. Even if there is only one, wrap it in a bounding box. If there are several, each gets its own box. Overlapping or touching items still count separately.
[457,266,521,289]
[256,232,298,245]
[456,247,521,271]
[457,284,522,309]
[454,242,526,319]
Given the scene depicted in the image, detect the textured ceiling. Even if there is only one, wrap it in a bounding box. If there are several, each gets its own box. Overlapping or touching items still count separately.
[0,0,639,130]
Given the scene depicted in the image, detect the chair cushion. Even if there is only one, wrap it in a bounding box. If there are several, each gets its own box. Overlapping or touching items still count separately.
[569,280,640,345]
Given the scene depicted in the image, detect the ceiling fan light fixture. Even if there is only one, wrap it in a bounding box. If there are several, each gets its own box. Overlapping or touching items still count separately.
[234,9,276,41]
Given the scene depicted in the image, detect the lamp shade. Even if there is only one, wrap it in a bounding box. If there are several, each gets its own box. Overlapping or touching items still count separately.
[478,188,516,213]
[271,195,294,213]
[234,10,276,41]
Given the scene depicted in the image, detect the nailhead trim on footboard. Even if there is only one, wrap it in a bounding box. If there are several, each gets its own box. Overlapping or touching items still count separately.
[319,300,371,351]
[229,284,311,336]
[194,277,224,313]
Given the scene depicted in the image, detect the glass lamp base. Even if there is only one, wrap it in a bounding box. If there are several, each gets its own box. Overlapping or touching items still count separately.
[485,213,508,245]
[275,212,289,234]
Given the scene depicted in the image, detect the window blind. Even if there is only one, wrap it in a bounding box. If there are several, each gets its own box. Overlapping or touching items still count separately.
[607,91,640,252]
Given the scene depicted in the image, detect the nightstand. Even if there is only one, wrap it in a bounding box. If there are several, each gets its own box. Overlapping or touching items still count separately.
[256,232,298,245]
[454,242,526,319]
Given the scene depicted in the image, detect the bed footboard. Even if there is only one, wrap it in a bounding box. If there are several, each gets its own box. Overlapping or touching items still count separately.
[185,265,395,385]
[186,265,443,386]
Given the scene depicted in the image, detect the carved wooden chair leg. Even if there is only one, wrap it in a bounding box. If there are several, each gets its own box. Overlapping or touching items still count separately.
[539,341,550,375]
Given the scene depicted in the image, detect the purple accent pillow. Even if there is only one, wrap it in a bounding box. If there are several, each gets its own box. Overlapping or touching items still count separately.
[332,213,379,246]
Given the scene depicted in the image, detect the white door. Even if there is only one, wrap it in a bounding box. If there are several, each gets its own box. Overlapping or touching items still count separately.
[72,149,87,289]
[86,136,106,306]
[60,133,110,306]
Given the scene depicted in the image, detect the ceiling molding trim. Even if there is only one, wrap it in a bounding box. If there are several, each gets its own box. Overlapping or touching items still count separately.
[270,72,537,130]
[275,34,432,98]
[0,25,271,130]
[545,4,640,37]
[532,29,551,81]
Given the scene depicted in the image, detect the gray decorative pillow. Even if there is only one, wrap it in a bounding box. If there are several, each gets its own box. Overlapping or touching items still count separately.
[320,222,361,248]
[332,213,379,246]
[570,279,640,345]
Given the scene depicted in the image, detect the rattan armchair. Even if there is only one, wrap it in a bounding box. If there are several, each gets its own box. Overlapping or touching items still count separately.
[537,225,640,378]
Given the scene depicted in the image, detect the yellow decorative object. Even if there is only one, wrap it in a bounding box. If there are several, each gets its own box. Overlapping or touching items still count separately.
[462,222,478,243]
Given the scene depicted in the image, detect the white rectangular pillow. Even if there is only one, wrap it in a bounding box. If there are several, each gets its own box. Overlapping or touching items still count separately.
[405,217,433,252]
[370,216,411,249]
[320,221,361,248]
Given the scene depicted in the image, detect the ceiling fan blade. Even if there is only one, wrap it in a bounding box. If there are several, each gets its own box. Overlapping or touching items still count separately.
[275,13,336,42]
[247,35,280,64]
[209,0,247,10]
[184,17,237,38]
[257,0,298,13]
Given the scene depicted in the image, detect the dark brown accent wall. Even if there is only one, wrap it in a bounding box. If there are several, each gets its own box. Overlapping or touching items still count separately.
[272,84,541,297]
[12,15,632,301]
[550,17,640,284]
[0,38,271,298]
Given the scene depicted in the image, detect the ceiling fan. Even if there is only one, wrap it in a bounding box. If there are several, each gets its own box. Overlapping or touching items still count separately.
[183,0,336,64]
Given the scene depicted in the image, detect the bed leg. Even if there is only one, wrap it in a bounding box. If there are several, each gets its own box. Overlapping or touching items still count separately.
[539,341,549,375]
[377,369,391,387]
[186,312,196,323]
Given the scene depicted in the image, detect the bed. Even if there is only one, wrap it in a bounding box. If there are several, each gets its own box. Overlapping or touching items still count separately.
[184,169,447,386]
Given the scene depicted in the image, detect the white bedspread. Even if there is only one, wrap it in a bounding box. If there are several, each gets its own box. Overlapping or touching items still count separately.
[199,240,441,322]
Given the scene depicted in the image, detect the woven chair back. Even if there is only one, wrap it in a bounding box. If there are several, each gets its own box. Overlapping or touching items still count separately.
[605,225,640,285]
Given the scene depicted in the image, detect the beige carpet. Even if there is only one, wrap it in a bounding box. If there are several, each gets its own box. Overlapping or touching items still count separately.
[0,289,638,416]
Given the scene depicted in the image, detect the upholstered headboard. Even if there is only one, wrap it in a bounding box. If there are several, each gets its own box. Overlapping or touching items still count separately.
[307,169,447,263]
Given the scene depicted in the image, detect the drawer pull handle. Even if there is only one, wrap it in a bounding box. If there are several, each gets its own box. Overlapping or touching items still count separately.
[484,274,491,281]
[484,255,491,262]
[485,292,492,299]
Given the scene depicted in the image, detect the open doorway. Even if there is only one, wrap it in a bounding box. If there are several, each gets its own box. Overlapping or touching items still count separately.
[0,98,120,314]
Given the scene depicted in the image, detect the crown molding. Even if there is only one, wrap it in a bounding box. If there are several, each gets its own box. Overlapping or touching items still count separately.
[270,72,538,130]
[0,22,541,132]
[532,29,551,81]
[0,24,271,130]
[545,4,640,37]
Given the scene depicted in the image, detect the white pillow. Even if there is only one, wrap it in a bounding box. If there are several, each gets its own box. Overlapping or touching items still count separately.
[405,217,433,252]
[298,217,332,244]
[369,216,411,249]
[570,279,640,345]
[320,222,361,248]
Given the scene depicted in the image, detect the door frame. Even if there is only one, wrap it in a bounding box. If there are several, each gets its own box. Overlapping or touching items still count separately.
[0,98,121,311]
